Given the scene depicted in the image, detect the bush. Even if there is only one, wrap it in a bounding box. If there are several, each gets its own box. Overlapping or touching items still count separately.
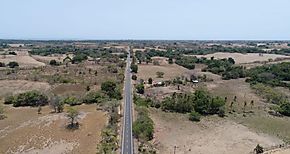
[49,59,59,66]
[254,144,264,154]
[148,78,153,84]
[136,83,145,94]
[0,62,5,67]
[132,74,137,80]
[62,96,81,106]
[72,53,88,64]
[5,91,48,107]
[82,91,105,104]
[156,71,164,78]
[7,61,19,68]
[8,51,17,55]
[0,105,6,120]
[189,111,201,122]
[279,101,290,116]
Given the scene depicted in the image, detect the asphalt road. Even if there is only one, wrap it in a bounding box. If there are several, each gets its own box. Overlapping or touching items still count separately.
[121,52,133,154]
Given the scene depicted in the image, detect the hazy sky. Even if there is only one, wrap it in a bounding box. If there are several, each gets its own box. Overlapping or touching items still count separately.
[0,0,289,40]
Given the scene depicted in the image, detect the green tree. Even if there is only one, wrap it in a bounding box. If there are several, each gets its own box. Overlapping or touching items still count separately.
[132,74,137,80]
[148,78,153,84]
[136,83,145,94]
[131,64,138,73]
[101,81,122,100]
[66,107,80,128]
[8,61,19,68]
[168,58,173,64]
[49,59,58,66]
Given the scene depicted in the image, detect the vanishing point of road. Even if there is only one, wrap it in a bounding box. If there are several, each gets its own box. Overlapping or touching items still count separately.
[121,51,134,154]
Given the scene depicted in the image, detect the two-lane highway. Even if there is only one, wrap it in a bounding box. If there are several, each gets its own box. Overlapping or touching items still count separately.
[121,51,134,154]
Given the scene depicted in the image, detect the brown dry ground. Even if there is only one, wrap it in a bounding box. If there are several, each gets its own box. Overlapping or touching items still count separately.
[137,57,189,82]
[0,104,107,154]
[189,52,290,64]
[31,54,69,64]
[139,54,290,153]
[0,80,51,98]
[151,109,283,154]
[0,51,45,68]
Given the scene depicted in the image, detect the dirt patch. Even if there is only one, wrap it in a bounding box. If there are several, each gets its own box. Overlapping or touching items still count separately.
[0,104,107,154]
[150,109,283,154]
[0,80,51,98]
[31,54,67,64]
[138,63,189,82]
[51,84,87,97]
[0,51,45,68]
[189,52,289,64]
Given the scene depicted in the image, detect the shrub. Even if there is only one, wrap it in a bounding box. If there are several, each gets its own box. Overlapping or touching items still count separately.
[279,101,290,116]
[49,59,58,66]
[153,60,160,65]
[156,71,164,78]
[5,91,48,107]
[189,111,201,122]
[7,61,19,68]
[132,74,137,80]
[72,53,88,64]
[148,78,153,84]
[0,105,6,120]
[0,62,5,67]
[136,83,145,94]
[168,58,173,64]
[82,91,105,104]
[62,96,81,106]
[254,144,264,154]
[8,51,17,55]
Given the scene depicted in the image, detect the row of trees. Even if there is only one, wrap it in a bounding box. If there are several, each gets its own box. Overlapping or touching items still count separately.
[0,61,19,68]
[161,90,225,117]
[4,80,122,107]
[246,62,290,88]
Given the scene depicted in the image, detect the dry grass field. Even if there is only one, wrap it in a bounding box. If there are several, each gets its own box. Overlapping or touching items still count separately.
[0,80,51,98]
[0,104,106,154]
[150,109,283,154]
[0,51,45,68]
[137,57,189,82]
[189,52,290,64]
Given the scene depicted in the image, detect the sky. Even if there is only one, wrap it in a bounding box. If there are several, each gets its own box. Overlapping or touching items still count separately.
[0,0,290,40]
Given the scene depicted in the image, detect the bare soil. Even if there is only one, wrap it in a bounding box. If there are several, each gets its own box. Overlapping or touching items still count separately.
[138,58,189,82]
[150,109,283,154]
[0,104,107,154]
[189,52,290,64]
[0,80,51,98]
[0,51,45,68]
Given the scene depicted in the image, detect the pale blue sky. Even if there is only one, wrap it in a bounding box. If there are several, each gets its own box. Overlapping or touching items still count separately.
[0,0,289,40]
